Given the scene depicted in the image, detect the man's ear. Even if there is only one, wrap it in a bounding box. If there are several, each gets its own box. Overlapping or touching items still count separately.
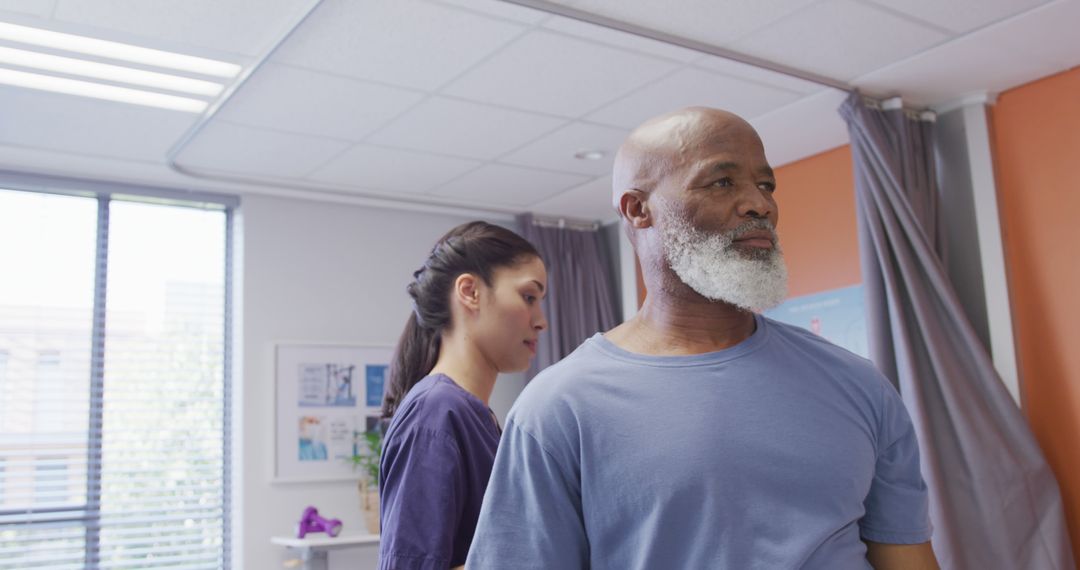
[619,189,652,229]
[453,273,481,312]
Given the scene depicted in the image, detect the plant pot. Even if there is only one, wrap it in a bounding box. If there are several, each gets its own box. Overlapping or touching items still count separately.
[359,480,380,534]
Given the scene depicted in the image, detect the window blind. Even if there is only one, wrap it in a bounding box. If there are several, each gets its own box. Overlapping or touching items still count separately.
[0,188,232,569]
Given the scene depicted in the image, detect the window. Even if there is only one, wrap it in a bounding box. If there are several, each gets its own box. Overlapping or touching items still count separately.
[33,351,66,432]
[0,353,6,506]
[0,350,7,436]
[33,458,69,505]
[0,349,7,421]
[0,187,233,569]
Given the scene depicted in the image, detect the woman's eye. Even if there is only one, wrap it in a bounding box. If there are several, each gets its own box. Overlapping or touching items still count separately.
[524,294,536,304]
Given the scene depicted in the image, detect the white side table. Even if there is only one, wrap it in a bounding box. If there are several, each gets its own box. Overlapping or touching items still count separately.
[272,533,380,570]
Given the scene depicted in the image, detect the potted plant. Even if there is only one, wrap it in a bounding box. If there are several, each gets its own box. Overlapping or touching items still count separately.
[348,428,382,534]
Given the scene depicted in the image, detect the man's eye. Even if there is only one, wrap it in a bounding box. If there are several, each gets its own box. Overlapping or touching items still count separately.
[759,182,777,193]
[711,177,734,188]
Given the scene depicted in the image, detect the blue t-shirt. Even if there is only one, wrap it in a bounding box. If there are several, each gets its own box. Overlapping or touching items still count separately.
[378,374,501,570]
[468,315,931,569]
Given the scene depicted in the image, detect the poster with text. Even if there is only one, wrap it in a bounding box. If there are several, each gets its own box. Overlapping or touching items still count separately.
[275,343,392,482]
[764,284,869,358]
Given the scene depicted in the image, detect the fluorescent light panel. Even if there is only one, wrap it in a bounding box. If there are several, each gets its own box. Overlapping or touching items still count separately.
[0,46,223,96]
[0,67,209,113]
[0,22,241,78]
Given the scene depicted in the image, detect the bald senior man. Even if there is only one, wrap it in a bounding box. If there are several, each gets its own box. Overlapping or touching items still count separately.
[467,108,938,570]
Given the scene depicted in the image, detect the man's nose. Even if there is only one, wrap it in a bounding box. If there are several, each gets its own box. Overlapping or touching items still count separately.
[736,184,774,219]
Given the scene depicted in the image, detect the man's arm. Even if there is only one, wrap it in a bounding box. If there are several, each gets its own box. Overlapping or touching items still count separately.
[466,420,588,569]
[866,541,939,570]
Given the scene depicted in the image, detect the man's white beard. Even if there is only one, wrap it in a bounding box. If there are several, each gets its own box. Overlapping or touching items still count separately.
[660,213,789,312]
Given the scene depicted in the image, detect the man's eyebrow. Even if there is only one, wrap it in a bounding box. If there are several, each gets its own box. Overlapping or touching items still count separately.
[695,161,774,179]
[708,161,739,172]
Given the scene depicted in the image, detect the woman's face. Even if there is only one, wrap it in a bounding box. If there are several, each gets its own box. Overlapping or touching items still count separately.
[472,255,549,373]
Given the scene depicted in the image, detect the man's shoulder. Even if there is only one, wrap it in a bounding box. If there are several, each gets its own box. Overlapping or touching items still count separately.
[534,337,607,380]
[761,316,897,405]
[764,316,879,372]
[509,338,612,425]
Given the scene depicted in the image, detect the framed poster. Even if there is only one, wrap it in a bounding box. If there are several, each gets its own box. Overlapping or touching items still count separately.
[274,343,392,483]
[764,284,869,358]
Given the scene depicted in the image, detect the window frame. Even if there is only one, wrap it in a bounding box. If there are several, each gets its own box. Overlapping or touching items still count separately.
[0,173,237,569]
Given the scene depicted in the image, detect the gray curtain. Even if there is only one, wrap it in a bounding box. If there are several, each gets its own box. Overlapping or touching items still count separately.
[517,214,619,380]
[839,92,1074,569]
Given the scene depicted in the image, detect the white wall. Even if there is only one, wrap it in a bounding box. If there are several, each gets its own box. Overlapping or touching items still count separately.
[238,194,525,570]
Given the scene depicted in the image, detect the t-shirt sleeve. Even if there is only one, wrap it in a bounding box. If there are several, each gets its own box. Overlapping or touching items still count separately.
[466,419,589,569]
[859,381,933,544]
[379,429,465,570]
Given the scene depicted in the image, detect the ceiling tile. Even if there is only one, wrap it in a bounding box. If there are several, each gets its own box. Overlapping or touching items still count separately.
[0,0,56,18]
[273,0,525,91]
[176,121,349,179]
[748,89,849,168]
[693,56,825,95]
[499,121,627,175]
[731,0,949,82]
[427,0,550,25]
[541,15,704,63]
[852,27,1062,107]
[367,97,565,160]
[961,0,1080,74]
[865,0,1051,34]
[52,0,305,57]
[442,29,680,117]
[215,63,423,141]
[586,67,802,129]
[308,144,481,193]
[428,163,589,206]
[543,0,818,47]
[528,175,617,222]
[0,85,197,162]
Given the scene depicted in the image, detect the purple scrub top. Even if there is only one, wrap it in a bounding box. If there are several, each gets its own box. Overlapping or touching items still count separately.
[378,373,501,569]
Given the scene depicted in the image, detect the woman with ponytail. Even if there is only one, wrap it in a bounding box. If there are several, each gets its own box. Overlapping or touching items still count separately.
[378,221,548,570]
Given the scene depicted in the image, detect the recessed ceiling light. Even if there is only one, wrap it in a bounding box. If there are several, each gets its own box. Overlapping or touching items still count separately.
[0,67,208,113]
[0,46,224,96]
[0,22,241,78]
[574,149,606,161]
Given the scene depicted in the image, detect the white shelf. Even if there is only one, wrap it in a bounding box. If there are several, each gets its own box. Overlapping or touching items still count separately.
[271,533,380,550]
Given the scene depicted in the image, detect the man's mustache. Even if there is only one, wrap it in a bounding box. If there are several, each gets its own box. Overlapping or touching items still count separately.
[722,219,777,242]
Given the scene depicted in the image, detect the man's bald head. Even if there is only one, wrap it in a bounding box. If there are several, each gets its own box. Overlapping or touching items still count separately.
[612,107,759,211]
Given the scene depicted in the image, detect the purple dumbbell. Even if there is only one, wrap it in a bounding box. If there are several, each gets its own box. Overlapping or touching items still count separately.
[296,506,343,538]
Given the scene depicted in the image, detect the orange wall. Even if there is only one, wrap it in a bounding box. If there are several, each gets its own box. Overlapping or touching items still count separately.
[992,66,1080,559]
[774,146,860,298]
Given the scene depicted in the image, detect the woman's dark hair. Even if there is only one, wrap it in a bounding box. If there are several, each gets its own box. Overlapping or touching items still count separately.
[381,221,541,418]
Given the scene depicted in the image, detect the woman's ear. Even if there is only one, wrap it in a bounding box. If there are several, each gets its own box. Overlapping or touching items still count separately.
[453,273,481,312]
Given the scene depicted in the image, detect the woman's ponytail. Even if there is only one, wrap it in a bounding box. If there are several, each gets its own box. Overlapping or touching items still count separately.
[382,312,440,419]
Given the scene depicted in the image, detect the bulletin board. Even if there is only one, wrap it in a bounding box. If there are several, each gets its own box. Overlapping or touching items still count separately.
[273,343,392,483]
